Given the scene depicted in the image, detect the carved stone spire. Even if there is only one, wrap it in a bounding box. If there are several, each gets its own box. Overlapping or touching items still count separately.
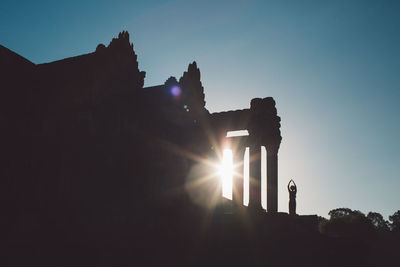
[179,61,206,114]
[96,31,146,89]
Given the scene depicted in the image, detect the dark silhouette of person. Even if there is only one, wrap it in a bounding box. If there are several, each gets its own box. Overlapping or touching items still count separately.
[288,179,297,215]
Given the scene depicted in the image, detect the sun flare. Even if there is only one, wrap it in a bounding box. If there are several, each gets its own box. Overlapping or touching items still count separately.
[220,149,233,200]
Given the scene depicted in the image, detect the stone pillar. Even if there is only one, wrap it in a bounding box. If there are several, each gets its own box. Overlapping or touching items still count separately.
[248,145,262,209]
[232,148,244,207]
[266,147,278,213]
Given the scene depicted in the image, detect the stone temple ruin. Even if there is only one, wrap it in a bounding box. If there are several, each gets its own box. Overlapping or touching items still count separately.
[143,62,282,213]
[210,98,281,212]
[1,31,326,267]
[1,31,378,267]
[1,31,281,214]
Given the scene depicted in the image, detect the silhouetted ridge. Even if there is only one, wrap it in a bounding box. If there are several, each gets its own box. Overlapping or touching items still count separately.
[0,44,35,68]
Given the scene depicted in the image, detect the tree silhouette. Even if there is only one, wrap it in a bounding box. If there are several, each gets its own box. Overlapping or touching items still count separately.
[321,208,375,241]
[389,210,400,233]
[367,212,390,232]
[328,208,362,219]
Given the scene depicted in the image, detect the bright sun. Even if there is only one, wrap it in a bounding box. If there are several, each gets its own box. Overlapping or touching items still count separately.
[220,149,233,200]
[219,146,255,207]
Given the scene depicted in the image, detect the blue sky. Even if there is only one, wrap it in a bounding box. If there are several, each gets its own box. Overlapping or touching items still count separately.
[1,0,399,219]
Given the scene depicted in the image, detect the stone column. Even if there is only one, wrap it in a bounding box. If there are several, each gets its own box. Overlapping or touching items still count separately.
[266,147,278,213]
[248,145,262,209]
[232,148,244,207]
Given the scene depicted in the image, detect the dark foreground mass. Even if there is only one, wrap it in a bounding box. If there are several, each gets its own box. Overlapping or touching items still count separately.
[1,32,398,267]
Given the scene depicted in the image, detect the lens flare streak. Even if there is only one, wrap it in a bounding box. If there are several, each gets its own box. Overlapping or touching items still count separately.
[220,149,233,200]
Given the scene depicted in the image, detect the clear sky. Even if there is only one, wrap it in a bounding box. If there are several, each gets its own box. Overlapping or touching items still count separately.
[1,0,399,219]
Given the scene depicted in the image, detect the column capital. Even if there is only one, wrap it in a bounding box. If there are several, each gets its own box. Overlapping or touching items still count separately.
[264,144,279,154]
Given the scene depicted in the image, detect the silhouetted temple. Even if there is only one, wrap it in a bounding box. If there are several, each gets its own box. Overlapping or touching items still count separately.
[1,31,282,212]
[1,32,324,267]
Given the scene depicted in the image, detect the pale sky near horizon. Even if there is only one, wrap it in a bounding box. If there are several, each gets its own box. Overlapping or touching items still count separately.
[1,0,399,219]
